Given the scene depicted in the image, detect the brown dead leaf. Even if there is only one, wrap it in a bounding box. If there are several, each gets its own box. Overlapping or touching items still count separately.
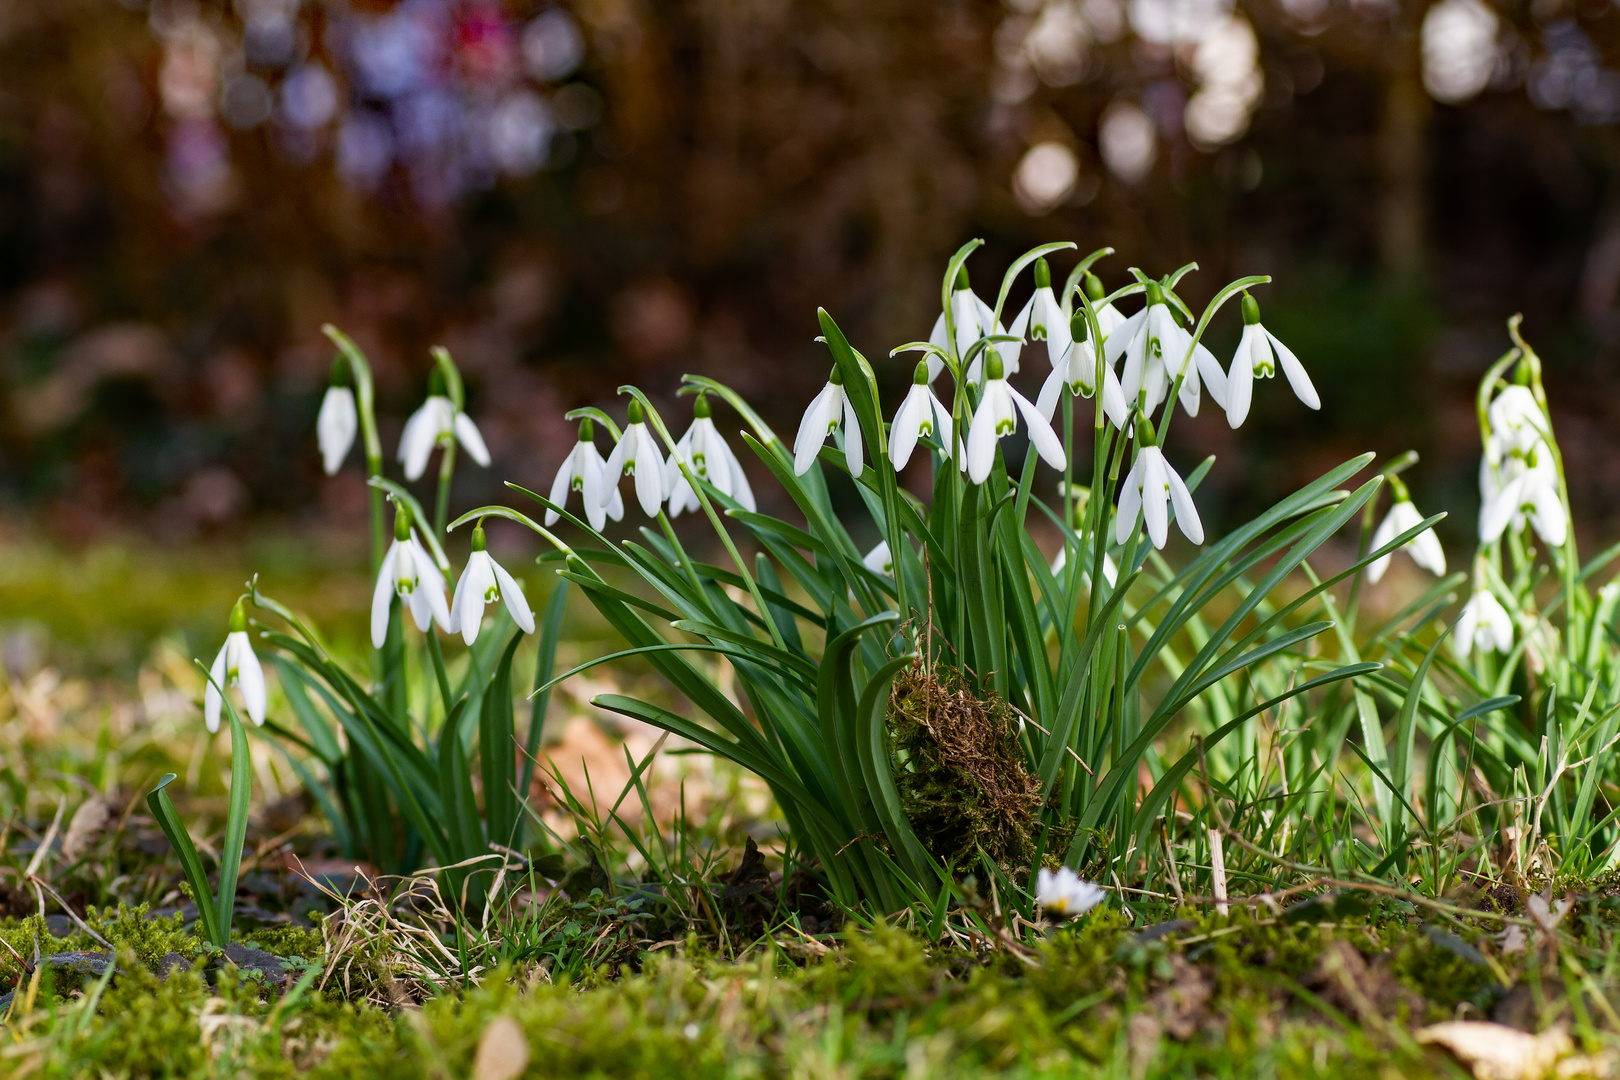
[472,1015,530,1080]
[1417,1021,1572,1080]
[61,798,110,863]
[1149,955,1212,1041]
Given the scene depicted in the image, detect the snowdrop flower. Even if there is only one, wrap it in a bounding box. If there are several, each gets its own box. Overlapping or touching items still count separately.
[667,395,756,515]
[1454,570,1513,659]
[1479,447,1566,548]
[965,352,1066,484]
[1484,384,1548,460]
[316,363,358,475]
[1224,293,1320,429]
[204,599,265,733]
[1366,478,1446,584]
[449,524,536,646]
[1081,272,1126,341]
[397,376,491,482]
[927,266,1019,382]
[863,540,893,577]
[890,362,954,470]
[1105,281,1225,420]
[602,400,670,517]
[547,419,621,531]
[1114,418,1203,549]
[371,506,452,648]
[1035,866,1105,918]
[1050,546,1118,587]
[794,366,863,477]
[1036,310,1128,429]
[1007,257,1070,369]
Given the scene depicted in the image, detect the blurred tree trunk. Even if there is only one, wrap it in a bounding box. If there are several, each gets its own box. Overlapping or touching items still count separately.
[1377,49,1431,279]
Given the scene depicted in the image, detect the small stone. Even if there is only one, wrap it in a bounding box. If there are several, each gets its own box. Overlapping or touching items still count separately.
[43,915,75,938]
[221,944,288,992]
[40,951,113,979]
[155,953,192,980]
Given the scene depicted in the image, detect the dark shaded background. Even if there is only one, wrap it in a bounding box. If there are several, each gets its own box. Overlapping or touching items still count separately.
[3,0,1619,553]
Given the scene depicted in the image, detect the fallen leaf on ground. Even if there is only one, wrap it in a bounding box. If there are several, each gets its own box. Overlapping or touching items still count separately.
[1416,1021,1572,1080]
[472,1015,530,1080]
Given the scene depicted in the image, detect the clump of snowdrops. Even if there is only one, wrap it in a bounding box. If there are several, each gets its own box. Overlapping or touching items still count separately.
[175,238,1620,929]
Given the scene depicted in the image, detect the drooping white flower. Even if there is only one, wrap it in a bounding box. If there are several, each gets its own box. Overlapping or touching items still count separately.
[1035,866,1106,918]
[1114,423,1203,549]
[1080,271,1127,341]
[1366,483,1446,584]
[1454,581,1513,659]
[965,352,1066,484]
[1484,384,1548,460]
[666,395,756,515]
[863,540,893,577]
[1479,446,1566,548]
[316,370,358,475]
[1006,257,1071,369]
[449,524,536,646]
[794,366,863,477]
[1050,545,1118,587]
[890,362,955,470]
[546,418,622,531]
[371,506,453,648]
[602,400,670,517]
[397,383,491,482]
[1224,293,1320,429]
[1036,313,1128,429]
[1105,282,1226,420]
[205,598,266,733]
[927,265,1020,382]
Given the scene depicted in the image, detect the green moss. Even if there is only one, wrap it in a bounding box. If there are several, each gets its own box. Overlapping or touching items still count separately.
[887,662,1044,877]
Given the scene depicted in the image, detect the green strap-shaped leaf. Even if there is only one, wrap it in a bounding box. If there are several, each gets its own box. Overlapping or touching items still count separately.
[146,774,225,947]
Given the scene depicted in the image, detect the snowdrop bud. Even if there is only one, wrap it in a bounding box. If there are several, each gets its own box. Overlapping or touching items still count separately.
[627,399,645,424]
[693,393,712,419]
[912,360,929,385]
[471,524,487,552]
[1083,273,1106,303]
[1241,293,1261,326]
[1033,257,1051,289]
[394,503,411,542]
[228,598,248,634]
[1070,310,1088,341]
[954,265,970,292]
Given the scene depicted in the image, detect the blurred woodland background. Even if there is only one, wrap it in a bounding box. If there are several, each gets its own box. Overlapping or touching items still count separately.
[3,0,1620,550]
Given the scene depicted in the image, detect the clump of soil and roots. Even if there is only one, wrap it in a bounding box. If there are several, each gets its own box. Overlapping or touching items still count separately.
[887,660,1043,876]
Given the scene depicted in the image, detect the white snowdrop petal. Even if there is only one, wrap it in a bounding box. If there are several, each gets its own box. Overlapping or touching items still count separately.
[317,387,358,475]
[371,543,400,649]
[236,636,267,725]
[1268,331,1320,410]
[545,446,577,526]
[205,643,228,733]
[1010,388,1067,471]
[491,558,536,634]
[454,412,492,466]
[842,398,864,478]
[1165,463,1204,545]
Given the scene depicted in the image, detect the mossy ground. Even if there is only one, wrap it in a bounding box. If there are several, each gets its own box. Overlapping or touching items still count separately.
[3,896,1619,1078]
